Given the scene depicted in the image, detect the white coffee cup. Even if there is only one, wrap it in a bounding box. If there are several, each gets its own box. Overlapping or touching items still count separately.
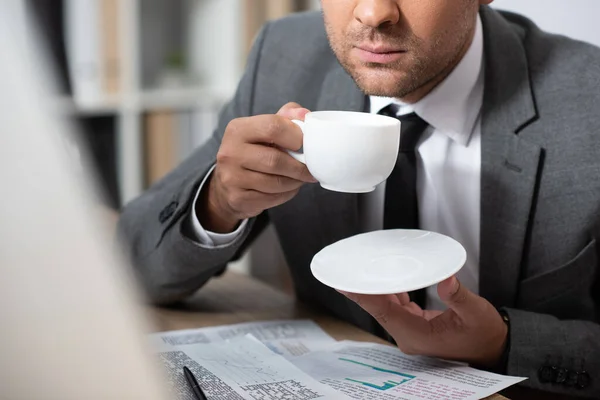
[289,111,401,193]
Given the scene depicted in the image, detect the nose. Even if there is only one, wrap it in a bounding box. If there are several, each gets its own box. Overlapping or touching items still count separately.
[354,0,400,28]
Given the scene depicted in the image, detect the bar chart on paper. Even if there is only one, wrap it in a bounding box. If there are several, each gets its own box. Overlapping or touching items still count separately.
[339,358,415,390]
[291,347,425,399]
[290,342,527,400]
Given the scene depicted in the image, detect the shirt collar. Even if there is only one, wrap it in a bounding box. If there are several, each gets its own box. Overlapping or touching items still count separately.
[369,15,484,146]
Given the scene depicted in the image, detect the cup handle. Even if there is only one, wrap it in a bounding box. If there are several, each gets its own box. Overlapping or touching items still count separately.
[287,120,306,164]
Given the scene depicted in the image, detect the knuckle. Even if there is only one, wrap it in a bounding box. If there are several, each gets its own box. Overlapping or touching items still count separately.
[284,101,301,109]
[296,163,310,179]
[274,175,286,190]
[265,149,282,170]
[480,300,495,315]
[452,288,468,305]
[227,191,245,211]
[216,148,231,165]
[219,170,235,188]
[263,118,282,142]
[225,118,241,138]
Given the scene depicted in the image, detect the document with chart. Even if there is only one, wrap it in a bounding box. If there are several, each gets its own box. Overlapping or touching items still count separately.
[290,341,526,400]
[154,335,350,400]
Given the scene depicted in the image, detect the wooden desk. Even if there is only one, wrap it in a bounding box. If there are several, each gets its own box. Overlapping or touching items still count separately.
[151,272,391,344]
[151,271,514,400]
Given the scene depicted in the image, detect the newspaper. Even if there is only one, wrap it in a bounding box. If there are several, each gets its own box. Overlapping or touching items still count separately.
[150,321,526,400]
[149,320,336,358]
[155,335,349,400]
[291,340,526,400]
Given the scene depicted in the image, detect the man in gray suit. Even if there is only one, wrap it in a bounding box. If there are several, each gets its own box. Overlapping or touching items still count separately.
[119,0,600,397]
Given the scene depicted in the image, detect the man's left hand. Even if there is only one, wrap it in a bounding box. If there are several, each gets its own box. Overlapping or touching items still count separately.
[340,276,508,368]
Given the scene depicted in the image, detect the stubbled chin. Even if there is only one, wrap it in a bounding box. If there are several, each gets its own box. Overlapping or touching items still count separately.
[350,66,409,97]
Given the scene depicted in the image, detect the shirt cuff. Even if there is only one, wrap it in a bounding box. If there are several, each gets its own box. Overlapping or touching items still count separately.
[189,165,248,247]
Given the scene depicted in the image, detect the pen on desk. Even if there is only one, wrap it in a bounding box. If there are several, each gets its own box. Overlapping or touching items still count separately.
[183,366,208,400]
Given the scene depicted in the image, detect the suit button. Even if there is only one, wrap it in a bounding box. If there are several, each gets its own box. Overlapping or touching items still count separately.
[554,368,568,384]
[539,366,555,383]
[159,201,179,223]
[565,370,579,387]
[577,371,591,389]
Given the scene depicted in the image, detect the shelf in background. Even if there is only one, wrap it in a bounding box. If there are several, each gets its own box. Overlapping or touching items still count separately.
[139,86,230,111]
[53,94,121,116]
[53,86,231,116]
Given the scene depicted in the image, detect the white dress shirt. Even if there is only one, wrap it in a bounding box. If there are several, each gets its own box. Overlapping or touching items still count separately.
[190,16,484,310]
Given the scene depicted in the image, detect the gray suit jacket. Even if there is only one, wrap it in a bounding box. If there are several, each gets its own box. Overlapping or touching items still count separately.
[119,6,600,397]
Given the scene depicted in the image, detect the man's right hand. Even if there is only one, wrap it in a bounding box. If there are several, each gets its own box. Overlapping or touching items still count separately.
[198,103,316,233]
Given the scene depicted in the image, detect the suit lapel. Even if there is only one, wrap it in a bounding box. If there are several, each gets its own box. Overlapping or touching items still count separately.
[479,7,542,307]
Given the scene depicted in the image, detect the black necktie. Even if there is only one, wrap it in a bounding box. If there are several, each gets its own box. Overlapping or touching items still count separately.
[379,105,429,310]
[379,105,429,230]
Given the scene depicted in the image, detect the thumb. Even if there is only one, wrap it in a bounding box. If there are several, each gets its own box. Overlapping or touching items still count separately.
[277,102,310,121]
[438,276,480,318]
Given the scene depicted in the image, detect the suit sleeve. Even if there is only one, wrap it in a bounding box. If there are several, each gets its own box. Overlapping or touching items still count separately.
[116,24,271,305]
[503,257,600,398]
[504,236,600,399]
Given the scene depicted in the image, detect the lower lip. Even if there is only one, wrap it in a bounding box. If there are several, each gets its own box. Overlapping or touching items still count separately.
[354,48,406,64]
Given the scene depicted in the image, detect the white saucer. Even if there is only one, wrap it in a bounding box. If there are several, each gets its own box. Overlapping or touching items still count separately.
[310,230,466,295]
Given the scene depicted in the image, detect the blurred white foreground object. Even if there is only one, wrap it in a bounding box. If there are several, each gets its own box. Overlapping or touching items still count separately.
[0,3,169,400]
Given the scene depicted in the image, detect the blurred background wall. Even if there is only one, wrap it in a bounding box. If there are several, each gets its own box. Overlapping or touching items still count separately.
[21,0,599,293]
[494,0,600,47]
[24,0,320,282]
